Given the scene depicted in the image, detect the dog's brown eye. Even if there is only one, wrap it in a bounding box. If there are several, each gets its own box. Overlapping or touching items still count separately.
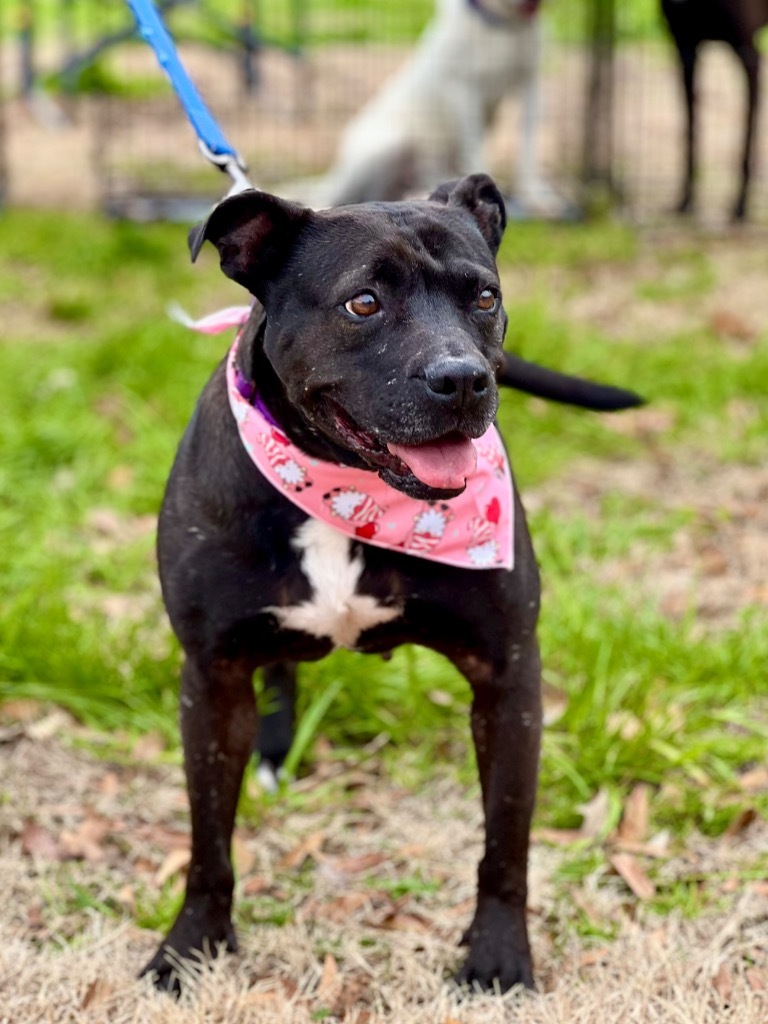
[345,293,379,317]
[477,288,498,312]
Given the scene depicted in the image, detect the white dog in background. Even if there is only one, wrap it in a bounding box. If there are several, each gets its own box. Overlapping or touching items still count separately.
[293,0,563,213]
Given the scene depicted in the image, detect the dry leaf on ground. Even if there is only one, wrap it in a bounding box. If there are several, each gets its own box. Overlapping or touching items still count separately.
[617,783,651,845]
[609,852,656,900]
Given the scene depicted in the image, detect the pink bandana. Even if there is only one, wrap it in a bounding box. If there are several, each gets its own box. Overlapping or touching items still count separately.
[183,306,514,570]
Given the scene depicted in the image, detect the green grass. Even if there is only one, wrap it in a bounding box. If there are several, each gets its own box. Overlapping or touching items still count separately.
[1,209,767,860]
[0,0,435,58]
[134,881,186,933]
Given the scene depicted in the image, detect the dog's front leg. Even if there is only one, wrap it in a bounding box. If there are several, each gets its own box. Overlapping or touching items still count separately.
[442,81,488,180]
[516,67,543,198]
[142,655,258,992]
[455,641,542,992]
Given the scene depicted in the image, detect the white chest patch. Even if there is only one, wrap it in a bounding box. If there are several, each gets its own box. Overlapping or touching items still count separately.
[267,520,402,650]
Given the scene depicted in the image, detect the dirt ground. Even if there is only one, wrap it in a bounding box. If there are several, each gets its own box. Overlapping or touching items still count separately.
[1,713,767,1024]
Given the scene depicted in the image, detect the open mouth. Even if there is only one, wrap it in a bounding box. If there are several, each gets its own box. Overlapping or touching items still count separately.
[329,402,478,493]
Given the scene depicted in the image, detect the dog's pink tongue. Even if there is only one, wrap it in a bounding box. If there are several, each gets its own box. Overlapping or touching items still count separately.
[387,436,477,490]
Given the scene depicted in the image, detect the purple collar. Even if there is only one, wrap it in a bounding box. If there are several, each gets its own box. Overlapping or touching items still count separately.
[234,366,279,429]
[234,366,255,403]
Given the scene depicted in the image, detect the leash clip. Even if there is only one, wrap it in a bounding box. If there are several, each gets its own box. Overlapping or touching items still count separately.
[197,140,252,196]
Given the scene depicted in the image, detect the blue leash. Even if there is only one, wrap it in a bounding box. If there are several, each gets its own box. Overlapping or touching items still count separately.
[125,0,252,195]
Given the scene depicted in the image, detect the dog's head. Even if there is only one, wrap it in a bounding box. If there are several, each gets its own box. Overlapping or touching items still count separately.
[190,174,508,501]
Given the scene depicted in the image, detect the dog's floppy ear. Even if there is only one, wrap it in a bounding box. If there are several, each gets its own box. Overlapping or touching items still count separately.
[188,189,311,293]
[428,174,507,254]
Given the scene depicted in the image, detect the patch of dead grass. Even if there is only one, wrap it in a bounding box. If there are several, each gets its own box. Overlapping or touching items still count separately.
[527,452,768,630]
[1,726,767,1023]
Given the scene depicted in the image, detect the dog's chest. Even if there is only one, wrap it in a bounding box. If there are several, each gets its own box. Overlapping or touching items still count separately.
[267,520,402,650]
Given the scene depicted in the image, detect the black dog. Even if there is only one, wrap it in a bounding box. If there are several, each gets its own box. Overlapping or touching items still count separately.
[143,174,640,993]
[661,0,768,220]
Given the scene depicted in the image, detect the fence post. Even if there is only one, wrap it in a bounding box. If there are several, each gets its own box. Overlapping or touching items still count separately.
[19,0,36,98]
[0,4,6,209]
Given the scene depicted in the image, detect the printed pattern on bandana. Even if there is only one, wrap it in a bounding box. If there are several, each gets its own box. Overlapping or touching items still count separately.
[182,305,514,570]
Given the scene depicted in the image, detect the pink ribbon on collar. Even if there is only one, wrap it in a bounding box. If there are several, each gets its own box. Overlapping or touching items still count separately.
[181,305,514,570]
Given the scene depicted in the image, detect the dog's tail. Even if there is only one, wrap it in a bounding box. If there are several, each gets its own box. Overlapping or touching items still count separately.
[498,352,644,411]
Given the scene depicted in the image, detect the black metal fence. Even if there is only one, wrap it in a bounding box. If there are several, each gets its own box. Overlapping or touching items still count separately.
[1,1,766,222]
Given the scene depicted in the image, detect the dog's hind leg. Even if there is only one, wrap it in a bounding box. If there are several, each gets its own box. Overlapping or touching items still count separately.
[141,655,258,992]
[676,45,699,215]
[732,39,761,221]
[255,661,298,789]
[321,145,418,207]
[453,638,542,992]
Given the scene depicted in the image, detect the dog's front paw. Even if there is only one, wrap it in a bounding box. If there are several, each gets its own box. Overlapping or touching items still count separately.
[140,899,238,995]
[455,896,534,993]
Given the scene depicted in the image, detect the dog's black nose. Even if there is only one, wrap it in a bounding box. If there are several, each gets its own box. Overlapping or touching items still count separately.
[422,356,491,408]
